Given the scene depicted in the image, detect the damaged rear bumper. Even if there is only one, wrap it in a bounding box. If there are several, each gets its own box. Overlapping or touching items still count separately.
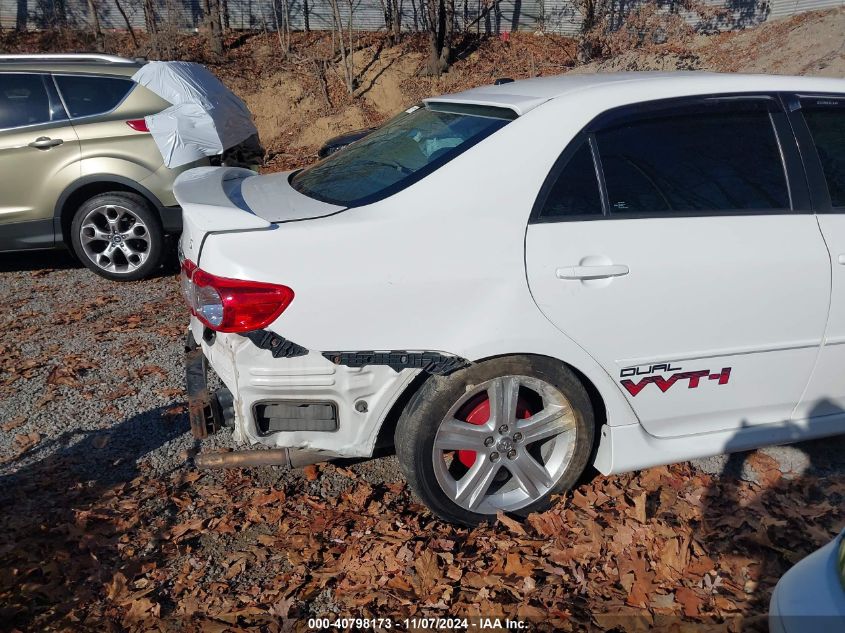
[184,319,421,460]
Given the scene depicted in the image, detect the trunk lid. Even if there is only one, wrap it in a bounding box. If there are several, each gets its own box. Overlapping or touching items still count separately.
[174,166,343,264]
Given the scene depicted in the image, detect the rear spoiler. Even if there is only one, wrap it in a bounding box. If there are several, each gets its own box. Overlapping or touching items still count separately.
[174,167,271,232]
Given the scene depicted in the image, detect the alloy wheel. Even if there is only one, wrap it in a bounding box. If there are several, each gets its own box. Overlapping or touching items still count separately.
[432,375,577,514]
[78,204,151,275]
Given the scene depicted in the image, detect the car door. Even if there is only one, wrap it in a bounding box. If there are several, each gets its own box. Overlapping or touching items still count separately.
[0,72,79,249]
[525,96,830,438]
[789,95,845,420]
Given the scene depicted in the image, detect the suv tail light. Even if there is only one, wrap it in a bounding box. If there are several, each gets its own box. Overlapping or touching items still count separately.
[180,260,294,333]
[126,118,149,132]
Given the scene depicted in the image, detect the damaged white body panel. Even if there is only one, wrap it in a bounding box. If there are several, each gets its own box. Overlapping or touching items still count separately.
[189,319,420,457]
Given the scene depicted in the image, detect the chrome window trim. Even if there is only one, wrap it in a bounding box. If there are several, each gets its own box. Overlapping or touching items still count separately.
[0,71,64,133]
[50,73,137,122]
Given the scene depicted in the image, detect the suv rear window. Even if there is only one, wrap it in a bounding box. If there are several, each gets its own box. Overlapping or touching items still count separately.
[54,75,134,118]
[595,103,790,214]
[0,73,51,129]
[801,100,845,208]
[291,103,515,207]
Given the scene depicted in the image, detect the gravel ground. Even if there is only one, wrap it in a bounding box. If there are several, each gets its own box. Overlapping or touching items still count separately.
[0,249,405,496]
[2,249,844,490]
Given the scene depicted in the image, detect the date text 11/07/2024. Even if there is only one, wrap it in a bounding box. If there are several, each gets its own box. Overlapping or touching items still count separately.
[307,617,529,630]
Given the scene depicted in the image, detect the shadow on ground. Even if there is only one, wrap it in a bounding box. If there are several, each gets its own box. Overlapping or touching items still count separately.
[0,249,81,273]
[697,401,845,630]
[0,404,192,628]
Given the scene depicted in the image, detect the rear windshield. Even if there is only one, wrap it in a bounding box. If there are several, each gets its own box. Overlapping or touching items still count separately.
[290,103,515,207]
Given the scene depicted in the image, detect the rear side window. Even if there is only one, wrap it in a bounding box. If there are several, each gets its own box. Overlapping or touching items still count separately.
[0,73,51,129]
[54,75,133,118]
[538,140,602,218]
[595,104,790,214]
[801,101,845,208]
[291,103,515,207]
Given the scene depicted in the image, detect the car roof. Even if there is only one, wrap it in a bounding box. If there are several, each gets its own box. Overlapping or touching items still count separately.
[0,54,142,77]
[424,72,845,116]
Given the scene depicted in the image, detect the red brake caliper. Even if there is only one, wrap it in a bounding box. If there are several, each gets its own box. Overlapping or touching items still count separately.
[458,395,533,468]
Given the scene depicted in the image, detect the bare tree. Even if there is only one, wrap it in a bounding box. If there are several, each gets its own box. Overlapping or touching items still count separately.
[270,0,291,55]
[143,0,159,55]
[329,0,355,93]
[576,0,607,61]
[311,58,332,109]
[378,0,402,45]
[202,0,224,56]
[113,0,138,48]
[87,0,105,51]
[221,0,230,30]
[424,0,455,76]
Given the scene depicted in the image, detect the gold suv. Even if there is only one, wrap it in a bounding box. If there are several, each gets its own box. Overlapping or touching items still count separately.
[0,54,209,280]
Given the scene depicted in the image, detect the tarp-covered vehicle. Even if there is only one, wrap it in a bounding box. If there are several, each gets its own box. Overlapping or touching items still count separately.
[132,61,263,171]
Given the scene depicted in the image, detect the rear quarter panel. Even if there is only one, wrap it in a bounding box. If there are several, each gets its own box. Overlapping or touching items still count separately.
[197,101,642,430]
[71,83,189,205]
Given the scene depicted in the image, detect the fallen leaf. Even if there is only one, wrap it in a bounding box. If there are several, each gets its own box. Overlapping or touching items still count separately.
[1,416,25,431]
[675,586,702,617]
[497,511,527,535]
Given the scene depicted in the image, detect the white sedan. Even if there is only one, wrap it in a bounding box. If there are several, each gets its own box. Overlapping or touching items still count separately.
[179,72,845,525]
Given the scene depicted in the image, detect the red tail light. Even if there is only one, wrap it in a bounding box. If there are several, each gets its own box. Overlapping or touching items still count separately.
[126,118,149,132]
[180,260,294,333]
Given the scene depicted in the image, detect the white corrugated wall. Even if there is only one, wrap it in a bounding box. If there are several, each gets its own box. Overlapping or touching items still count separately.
[0,0,842,34]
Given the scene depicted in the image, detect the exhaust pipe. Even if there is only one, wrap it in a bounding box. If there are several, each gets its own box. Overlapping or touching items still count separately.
[194,447,327,469]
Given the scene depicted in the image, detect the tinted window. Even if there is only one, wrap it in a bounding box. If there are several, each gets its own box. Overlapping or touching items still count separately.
[54,75,133,118]
[539,141,602,218]
[596,104,790,214]
[802,103,845,208]
[291,103,514,206]
[0,74,51,129]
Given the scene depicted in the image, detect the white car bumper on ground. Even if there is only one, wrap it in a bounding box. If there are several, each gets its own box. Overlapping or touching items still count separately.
[186,317,420,460]
[769,529,845,633]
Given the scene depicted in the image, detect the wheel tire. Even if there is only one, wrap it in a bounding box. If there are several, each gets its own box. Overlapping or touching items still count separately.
[70,192,164,281]
[395,356,595,526]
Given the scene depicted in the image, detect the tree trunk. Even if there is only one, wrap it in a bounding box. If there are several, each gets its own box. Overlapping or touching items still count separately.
[143,0,159,55]
[437,0,454,72]
[16,0,27,31]
[378,0,392,43]
[113,0,138,48]
[202,0,224,56]
[425,0,441,75]
[87,0,105,51]
[303,0,311,31]
[283,0,292,53]
[221,0,230,30]
[391,0,401,43]
[329,0,354,93]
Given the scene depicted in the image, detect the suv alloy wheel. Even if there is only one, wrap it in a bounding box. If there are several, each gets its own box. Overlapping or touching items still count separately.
[70,191,164,281]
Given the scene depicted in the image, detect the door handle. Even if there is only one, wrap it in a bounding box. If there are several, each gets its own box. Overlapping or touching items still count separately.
[838,254,845,265]
[556,264,630,280]
[28,137,63,149]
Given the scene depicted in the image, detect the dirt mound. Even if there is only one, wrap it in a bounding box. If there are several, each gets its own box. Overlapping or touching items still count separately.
[697,7,845,77]
[571,7,845,77]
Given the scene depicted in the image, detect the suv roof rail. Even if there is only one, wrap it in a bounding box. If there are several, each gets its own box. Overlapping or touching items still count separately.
[0,53,138,64]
